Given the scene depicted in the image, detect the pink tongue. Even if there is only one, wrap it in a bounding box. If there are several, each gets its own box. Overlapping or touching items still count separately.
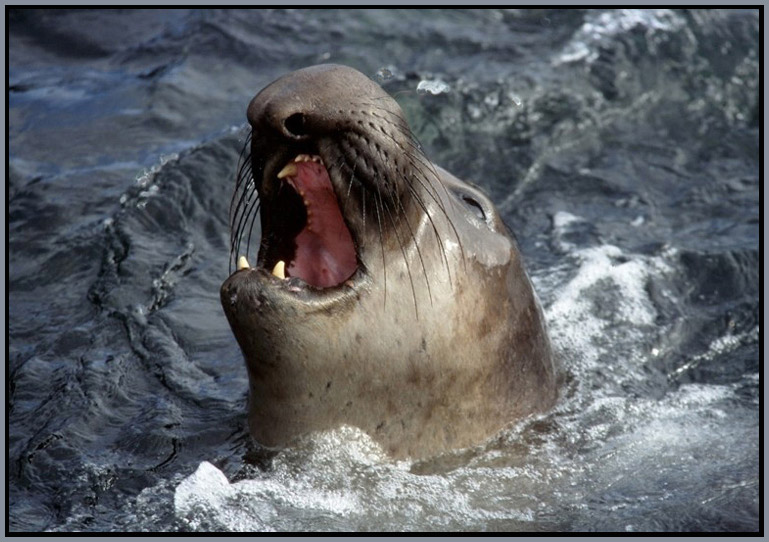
[285,161,357,288]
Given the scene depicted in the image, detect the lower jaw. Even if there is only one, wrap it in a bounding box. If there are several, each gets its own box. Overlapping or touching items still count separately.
[223,262,367,310]
[235,254,360,292]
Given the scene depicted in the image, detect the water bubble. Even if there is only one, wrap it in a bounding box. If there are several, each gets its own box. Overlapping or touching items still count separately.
[375,67,394,82]
[159,153,178,166]
[136,172,150,187]
[484,92,499,108]
[467,103,483,120]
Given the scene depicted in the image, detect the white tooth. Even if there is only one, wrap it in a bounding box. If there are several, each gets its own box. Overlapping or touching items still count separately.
[237,256,250,270]
[271,260,286,279]
[277,163,298,179]
[294,154,311,162]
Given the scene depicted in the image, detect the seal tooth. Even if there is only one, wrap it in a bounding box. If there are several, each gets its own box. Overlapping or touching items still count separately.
[277,163,298,179]
[272,260,286,279]
[237,255,251,270]
[294,154,312,163]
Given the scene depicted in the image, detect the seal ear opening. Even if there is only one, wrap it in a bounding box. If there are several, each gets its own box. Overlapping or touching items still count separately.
[460,194,487,222]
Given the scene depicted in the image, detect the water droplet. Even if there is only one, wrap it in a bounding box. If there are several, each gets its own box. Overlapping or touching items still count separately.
[416,79,450,96]
[467,104,483,120]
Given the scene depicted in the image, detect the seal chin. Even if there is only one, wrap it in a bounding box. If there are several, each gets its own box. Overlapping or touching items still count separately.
[221,264,367,327]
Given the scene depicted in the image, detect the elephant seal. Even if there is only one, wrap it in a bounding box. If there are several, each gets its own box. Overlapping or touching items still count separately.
[220,64,557,459]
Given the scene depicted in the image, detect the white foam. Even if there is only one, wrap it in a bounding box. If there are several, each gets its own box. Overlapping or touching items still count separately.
[668,326,760,381]
[172,425,551,531]
[545,241,669,364]
[554,9,686,65]
[169,215,755,532]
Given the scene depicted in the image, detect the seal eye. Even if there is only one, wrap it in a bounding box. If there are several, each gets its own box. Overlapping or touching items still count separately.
[461,194,487,222]
[284,113,308,137]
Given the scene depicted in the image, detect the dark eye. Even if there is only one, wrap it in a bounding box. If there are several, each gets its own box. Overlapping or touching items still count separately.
[461,194,486,222]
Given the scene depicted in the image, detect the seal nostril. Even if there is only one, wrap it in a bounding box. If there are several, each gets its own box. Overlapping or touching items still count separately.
[284,113,307,137]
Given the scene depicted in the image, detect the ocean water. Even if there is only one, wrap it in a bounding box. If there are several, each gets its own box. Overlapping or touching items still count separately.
[8,9,760,532]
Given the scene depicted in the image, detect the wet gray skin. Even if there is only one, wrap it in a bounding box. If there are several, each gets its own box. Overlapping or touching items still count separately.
[221,64,557,459]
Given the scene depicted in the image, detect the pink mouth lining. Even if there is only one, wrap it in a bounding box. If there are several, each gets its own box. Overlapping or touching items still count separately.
[282,159,357,288]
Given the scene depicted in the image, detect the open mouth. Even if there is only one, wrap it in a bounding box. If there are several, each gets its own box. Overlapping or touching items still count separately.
[238,154,358,289]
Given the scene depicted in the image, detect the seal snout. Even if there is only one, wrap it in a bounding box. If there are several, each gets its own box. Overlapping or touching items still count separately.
[235,65,406,294]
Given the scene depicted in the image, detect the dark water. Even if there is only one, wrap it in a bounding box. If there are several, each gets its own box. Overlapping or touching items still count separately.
[8,9,760,532]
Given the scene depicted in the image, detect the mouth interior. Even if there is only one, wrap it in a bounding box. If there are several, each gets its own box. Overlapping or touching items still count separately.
[269,156,357,288]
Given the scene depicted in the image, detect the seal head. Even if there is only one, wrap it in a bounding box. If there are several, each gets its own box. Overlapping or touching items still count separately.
[221,64,556,459]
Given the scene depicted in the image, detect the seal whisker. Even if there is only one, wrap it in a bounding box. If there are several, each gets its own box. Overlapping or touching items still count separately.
[234,162,254,197]
[233,141,254,199]
[380,188,420,319]
[230,174,254,238]
[230,179,256,269]
[404,182,453,289]
[361,173,366,233]
[373,187,388,311]
[367,140,436,304]
[364,121,455,225]
[367,123,449,212]
[232,132,253,197]
[244,200,261,265]
[230,153,252,233]
[402,155,465,261]
[344,159,359,204]
[237,128,252,162]
[231,169,254,229]
[393,178,433,306]
[406,162,467,272]
[230,142,256,256]
[341,109,460,283]
[233,190,258,266]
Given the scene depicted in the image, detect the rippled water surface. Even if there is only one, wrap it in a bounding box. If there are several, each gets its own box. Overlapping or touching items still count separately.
[8,9,760,532]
